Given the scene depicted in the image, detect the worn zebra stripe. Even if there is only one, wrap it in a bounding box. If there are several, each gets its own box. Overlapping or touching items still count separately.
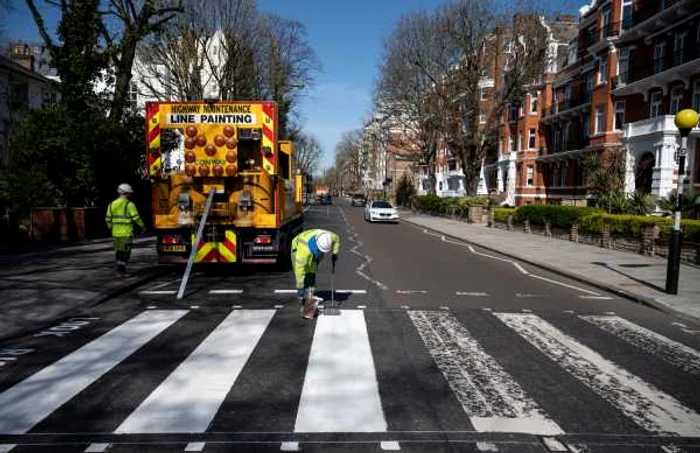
[496,313,700,436]
[409,311,563,435]
[580,315,700,375]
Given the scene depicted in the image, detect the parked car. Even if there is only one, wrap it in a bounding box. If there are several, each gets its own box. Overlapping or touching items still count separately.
[351,194,367,207]
[365,200,399,223]
[318,193,332,205]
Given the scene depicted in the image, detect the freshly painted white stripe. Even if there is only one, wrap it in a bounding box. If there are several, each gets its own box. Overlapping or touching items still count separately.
[521,309,532,313]
[456,292,489,297]
[380,441,401,450]
[139,290,177,295]
[0,310,186,434]
[527,274,599,296]
[295,310,387,432]
[274,289,297,294]
[232,305,242,309]
[408,311,563,435]
[84,444,110,453]
[184,442,206,452]
[116,309,275,433]
[396,290,427,294]
[672,322,688,328]
[476,441,499,451]
[0,445,15,453]
[578,295,613,300]
[280,441,300,451]
[496,313,700,436]
[274,305,284,309]
[335,289,367,294]
[357,305,367,309]
[581,315,700,375]
[146,305,157,309]
[440,306,450,310]
[400,305,410,310]
[209,289,244,294]
[541,437,568,452]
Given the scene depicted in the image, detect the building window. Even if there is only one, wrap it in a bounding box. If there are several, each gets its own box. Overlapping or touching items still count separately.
[670,86,684,114]
[519,133,524,151]
[614,101,626,130]
[693,80,700,112]
[560,162,568,187]
[479,112,486,123]
[480,88,488,100]
[509,103,519,122]
[530,93,538,113]
[621,0,632,30]
[582,113,591,138]
[601,8,611,39]
[526,167,534,187]
[674,31,687,65]
[595,105,605,134]
[650,91,663,118]
[585,72,594,102]
[617,47,629,83]
[447,158,457,172]
[598,55,608,85]
[653,41,666,74]
[127,81,138,107]
[563,121,570,149]
[529,129,536,149]
[509,134,516,152]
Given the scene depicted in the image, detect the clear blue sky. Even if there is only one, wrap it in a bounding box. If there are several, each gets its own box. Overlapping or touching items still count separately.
[3,0,576,170]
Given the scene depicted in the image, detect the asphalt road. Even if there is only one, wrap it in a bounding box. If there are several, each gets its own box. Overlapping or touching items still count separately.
[1,199,700,452]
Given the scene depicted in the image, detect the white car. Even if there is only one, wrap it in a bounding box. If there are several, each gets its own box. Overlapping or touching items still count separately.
[364,200,399,223]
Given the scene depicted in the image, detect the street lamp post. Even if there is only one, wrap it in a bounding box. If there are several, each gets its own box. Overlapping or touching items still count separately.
[666,109,699,294]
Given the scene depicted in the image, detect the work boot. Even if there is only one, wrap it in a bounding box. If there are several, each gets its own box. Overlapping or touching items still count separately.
[302,295,316,319]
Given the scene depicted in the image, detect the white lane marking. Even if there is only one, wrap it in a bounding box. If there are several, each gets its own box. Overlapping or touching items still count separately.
[295,310,387,432]
[280,441,300,451]
[541,437,568,452]
[357,305,367,309]
[184,442,206,452]
[660,446,683,453]
[335,289,367,294]
[495,313,700,436]
[476,441,499,451]
[482,308,492,311]
[440,306,450,310]
[682,329,700,335]
[0,445,15,453]
[190,305,200,309]
[563,310,575,314]
[515,293,542,298]
[146,305,157,310]
[400,305,410,310]
[84,444,110,453]
[149,279,180,290]
[396,290,428,294]
[139,290,177,295]
[528,274,599,296]
[274,289,297,294]
[521,309,532,313]
[672,322,688,328]
[604,311,616,315]
[339,206,391,291]
[116,310,275,433]
[581,315,700,375]
[579,295,613,300]
[380,441,401,450]
[232,305,242,309]
[209,289,244,294]
[0,310,186,434]
[456,292,489,297]
[408,311,563,435]
[274,305,284,309]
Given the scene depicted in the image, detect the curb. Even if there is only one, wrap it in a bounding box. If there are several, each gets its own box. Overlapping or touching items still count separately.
[401,216,700,324]
[0,265,175,343]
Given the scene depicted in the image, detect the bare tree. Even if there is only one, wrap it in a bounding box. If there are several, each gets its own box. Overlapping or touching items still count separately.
[294,133,322,176]
[332,130,363,192]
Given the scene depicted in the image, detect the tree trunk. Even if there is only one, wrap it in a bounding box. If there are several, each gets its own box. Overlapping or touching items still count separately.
[109,32,138,121]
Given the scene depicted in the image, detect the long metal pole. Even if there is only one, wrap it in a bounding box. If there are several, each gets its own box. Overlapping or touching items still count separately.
[177,188,215,299]
[665,135,686,294]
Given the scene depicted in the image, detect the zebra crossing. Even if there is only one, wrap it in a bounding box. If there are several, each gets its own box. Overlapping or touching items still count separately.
[1,306,699,451]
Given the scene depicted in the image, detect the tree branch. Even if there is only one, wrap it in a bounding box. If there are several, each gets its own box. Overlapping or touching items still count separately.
[25,0,55,50]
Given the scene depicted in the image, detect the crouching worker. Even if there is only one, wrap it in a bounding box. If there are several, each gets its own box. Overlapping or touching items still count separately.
[291,229,340,319]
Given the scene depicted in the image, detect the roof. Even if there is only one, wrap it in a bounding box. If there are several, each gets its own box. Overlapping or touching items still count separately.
[0,54,57,85]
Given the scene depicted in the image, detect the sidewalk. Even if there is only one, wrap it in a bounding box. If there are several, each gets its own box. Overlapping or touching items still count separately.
[0,236,168,341]
[401,211,700,322]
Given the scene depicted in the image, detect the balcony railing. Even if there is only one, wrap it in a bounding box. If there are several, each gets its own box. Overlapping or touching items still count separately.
[545,93,592,116]
[627,47,699,84]
[632,0,680,27]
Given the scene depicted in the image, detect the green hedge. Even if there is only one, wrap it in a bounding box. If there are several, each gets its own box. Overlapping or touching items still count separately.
[413,195,488,216]
[513,205,604,228]
[579,213,700,242]
[494,208,517,222]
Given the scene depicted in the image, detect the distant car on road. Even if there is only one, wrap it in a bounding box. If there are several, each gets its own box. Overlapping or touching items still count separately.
[318,193,332,205]
[365,200,399,223]
[351,194,367,207]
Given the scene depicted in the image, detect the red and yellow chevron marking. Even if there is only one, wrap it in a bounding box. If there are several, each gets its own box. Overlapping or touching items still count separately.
[147,103,162,178]
[194,230,237,263]
[262,102,276,174]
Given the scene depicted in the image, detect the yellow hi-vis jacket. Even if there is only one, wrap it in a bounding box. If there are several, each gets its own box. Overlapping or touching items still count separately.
[291,228,340,288]
[106,197,145,237]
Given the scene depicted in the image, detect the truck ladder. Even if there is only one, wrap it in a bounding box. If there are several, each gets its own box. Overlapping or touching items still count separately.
[177,188,215,299]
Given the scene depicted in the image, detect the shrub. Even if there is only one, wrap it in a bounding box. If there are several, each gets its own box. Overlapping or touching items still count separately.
[579,214,700,242]
[494,208,517,222]
[413,195,489,216]
[513,205,604,228]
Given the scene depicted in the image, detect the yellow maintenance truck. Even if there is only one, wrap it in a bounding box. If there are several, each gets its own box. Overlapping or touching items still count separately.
[146,101,304,265]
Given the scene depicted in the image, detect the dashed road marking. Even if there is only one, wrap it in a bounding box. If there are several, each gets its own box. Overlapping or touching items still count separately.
[400,305,410,310]
[209,289,244,294]
[357,305,367,309]
[139,290,177,295]
[0,445,15,453]
[274,289,297,294]
[232,305,242,309]
[146,305,157,310]
[476,441,499,451]
[521,309,532,313]
[190,305,200,310]
[381,441,401,450]
[541,437,568,452]
[185,442,206,452]
[396,290,427,294]
[672,322,688,328]
[456,292,489,297]
[85,444,110,452]
[274,305,284,309]
[280,441,299,451]
[440,306,449,310]
[579,295,613,300]
[336,289,367,294]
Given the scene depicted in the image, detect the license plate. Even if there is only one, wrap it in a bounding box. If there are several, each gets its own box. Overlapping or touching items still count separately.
[161,245,186,252]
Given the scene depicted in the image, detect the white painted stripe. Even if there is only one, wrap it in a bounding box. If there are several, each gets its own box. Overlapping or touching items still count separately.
[184,442,206,452]
[408,311,563,435]
[581,315,700,375]
[0,310,186,434]
[295,310,387,432]
[85,444,110,453]
[357,305,367,309]
[496,313,700,436]
[456,292,489,297]
[280,441,300,451]
[0,445,14,453]
[232,305,242,309]
[476,442,499,452]
[335,289,367,294]
[209,289,244,294]
[139,290,177,295]
[381,441,401,450]
[396,290,427,294]
[116,309,275,433]
[578,296,613,300]
[274,305,284,309]
[541,437,568,452]
[274,289,297,294]
[527,274,599,296]
[672,322,688,328]
[400,305,410,310]
[190,305,200,309]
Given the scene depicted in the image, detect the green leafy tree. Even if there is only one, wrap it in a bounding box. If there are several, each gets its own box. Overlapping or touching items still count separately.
[395,173,416,207]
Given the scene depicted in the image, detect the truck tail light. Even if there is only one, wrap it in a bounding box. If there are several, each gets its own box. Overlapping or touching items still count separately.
[162,235,183,245]
[254,235,272,245]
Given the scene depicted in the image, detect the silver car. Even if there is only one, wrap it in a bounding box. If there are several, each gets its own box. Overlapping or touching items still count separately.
[364,200,399,223]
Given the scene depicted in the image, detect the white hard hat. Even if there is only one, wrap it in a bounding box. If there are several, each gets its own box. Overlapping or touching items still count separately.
[117,183,134,194]
[316,232,333,253]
